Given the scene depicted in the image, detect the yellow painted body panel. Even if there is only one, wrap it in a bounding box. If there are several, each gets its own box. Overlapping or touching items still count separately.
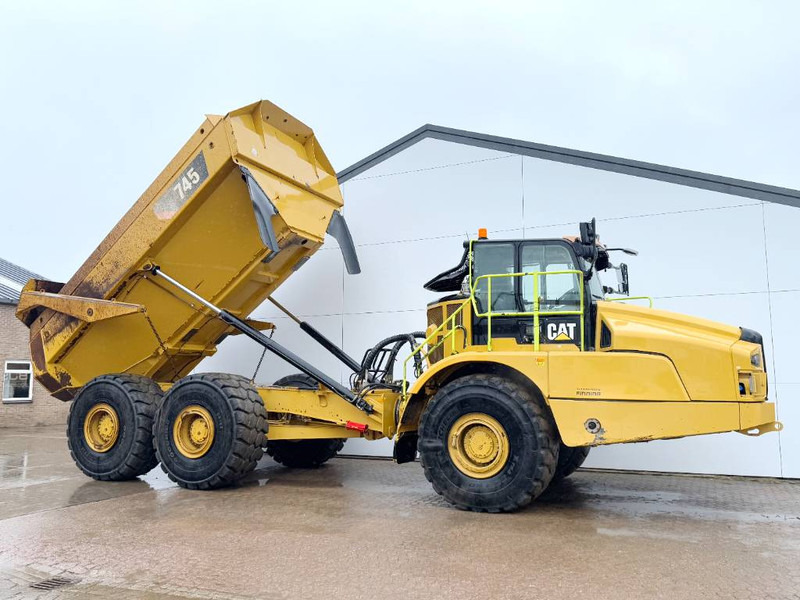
[18,100,343,400]
[266,424,366,441]
[400,292,776,447]
[550,399,778,446]
[257,387,393,435]
[256,386,398,442]
[17,291,144,323]
[548,352,689,401]
[739,402,782,434]
[596,301,757,401]
[406,351,551,398]
[404,344,759,402]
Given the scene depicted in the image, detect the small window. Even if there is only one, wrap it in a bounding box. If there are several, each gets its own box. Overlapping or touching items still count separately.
[3,361,33,403]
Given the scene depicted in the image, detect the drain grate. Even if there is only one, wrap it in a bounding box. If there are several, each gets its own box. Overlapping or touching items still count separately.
[29,576,77,590]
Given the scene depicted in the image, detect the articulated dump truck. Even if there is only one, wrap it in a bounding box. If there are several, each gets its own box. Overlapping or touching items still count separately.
[17,100,782,512]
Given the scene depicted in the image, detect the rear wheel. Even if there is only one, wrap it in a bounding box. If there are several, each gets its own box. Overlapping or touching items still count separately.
[418,374,558,513]
[154,373,268,489]
[553,444,590,481]
[265,374,346,468]
[67,374,161,481]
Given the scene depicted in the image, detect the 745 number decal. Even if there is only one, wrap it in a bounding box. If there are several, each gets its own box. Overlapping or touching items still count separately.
[153,152,209,220]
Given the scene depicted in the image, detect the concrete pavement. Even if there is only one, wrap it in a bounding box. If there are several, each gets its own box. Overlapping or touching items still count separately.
[1,426,799,599]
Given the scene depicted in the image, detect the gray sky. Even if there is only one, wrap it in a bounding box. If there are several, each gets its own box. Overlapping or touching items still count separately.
[1,0,798,280]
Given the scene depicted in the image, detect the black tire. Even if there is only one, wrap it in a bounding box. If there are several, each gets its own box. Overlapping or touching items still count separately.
[265,374,346,468]
[418,374,558,513]
[67,374,161,481]
[154,373,268,490]
[553,444,590,481]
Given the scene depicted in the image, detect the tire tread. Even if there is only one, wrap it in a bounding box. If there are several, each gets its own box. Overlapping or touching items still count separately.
[154,373,268,490]
[67,374,162,481]
[553,444,591,481]
[418,373,558,513]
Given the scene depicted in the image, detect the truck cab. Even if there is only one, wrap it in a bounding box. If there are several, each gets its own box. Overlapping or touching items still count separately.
[422,224,612,361]
[470,237,594,349]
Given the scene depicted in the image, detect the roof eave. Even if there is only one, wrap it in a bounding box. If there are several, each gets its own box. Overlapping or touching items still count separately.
[337,124,800,207]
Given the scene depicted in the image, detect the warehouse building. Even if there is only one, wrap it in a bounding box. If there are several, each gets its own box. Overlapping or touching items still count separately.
[0,258,67,426]
[202,124,800,479]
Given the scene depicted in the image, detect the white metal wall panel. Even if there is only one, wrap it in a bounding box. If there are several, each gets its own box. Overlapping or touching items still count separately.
[762,202,800,477]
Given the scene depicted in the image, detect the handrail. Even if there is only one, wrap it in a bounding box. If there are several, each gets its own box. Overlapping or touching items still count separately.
[401,269,586,399]
[606,295,654,308]
[471,270,585,352]
[402,297,471,398]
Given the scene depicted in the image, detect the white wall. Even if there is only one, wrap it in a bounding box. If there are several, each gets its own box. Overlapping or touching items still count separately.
[203,137,798,477]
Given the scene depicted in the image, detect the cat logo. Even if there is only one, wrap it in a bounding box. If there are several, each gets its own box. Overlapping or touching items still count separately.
[546,321,577,342]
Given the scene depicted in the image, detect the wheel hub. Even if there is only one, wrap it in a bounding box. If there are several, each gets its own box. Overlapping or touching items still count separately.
[173,405,215,459]
[448,413,509,479]
[464,425,497,460]
[84,403,120,453]
[189,419,209,444]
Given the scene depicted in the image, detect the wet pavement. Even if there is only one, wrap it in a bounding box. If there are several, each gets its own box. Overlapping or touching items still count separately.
[0,427,799,600]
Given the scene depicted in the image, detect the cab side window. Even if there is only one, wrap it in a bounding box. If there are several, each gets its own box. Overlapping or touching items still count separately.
[520,244,581,311]
[472,243,516,312]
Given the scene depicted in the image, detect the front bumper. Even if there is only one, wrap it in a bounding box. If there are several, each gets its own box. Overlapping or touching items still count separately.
[738,401,783,437]
[550,398,783,446]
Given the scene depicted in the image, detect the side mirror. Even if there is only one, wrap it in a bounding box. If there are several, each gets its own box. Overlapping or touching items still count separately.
[606,247,638,256]
[578,218,599,278]
[616,263,629,295]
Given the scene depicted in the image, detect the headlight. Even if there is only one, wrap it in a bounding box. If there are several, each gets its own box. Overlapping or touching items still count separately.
[751,350,762,368]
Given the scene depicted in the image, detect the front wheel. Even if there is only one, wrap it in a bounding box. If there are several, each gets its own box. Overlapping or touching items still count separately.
[418,374,558,513]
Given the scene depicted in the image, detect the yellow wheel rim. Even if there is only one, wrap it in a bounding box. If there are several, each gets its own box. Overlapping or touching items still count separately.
[173,405,215,459]
[84,403,120,453]
[448,413,509,479]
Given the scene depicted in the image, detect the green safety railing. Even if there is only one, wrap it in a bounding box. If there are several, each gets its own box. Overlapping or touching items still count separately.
[401,269,585,398]
[471,270,585,352]
[606,296,654,308]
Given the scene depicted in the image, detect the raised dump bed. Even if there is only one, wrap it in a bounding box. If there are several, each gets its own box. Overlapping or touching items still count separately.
[17,100,358,400]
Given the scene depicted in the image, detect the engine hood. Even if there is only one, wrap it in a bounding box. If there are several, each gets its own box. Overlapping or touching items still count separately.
[596,300,746,401]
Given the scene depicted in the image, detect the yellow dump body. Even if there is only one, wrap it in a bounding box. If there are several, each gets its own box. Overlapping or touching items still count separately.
[17,100,347,400]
